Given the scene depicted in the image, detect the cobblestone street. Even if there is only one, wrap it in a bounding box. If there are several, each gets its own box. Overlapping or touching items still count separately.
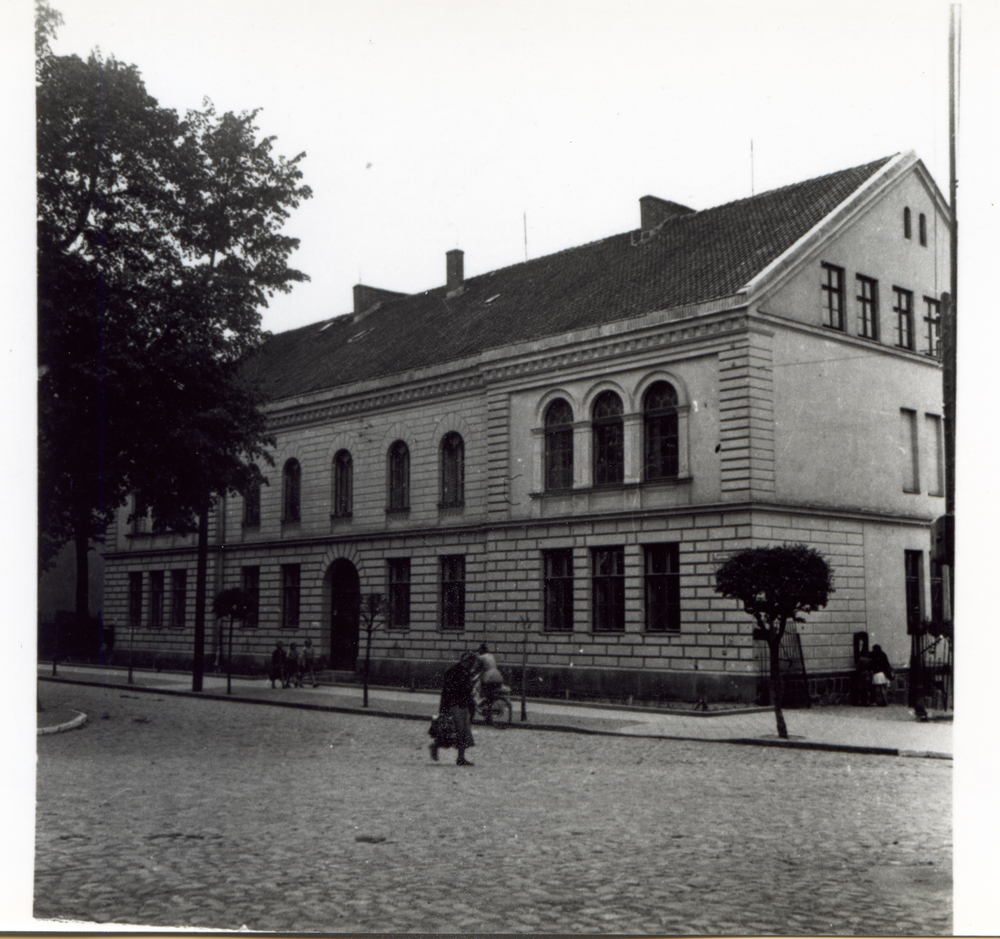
[35,683,951,934]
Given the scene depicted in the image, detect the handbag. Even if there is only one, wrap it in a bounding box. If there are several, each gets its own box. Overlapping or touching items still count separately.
[429,713,456,744]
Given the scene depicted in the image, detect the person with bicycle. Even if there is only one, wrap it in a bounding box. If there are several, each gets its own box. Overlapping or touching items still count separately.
[475,643,504,724]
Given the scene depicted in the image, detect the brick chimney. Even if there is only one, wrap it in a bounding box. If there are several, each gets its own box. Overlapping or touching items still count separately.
[352,283,408,320]
[446,249,464,294]
[639,196,695,233]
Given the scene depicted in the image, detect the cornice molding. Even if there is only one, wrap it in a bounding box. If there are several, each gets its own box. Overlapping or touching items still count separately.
[266,309,752,431]
[480,313,748,384]
[105,496,933,561]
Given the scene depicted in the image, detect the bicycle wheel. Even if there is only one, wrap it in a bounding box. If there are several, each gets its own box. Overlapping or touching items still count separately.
[487,697,512,728]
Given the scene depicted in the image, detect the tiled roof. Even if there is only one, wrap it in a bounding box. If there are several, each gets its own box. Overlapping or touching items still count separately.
[252,156,895,401]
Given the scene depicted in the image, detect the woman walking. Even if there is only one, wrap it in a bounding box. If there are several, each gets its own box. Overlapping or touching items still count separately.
[430,651,477,766]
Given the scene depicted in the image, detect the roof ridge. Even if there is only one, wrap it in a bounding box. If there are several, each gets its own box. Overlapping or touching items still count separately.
[685,155,897,219]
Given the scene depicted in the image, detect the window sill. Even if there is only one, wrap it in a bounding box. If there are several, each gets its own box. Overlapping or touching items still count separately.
[385,507,410,516]
[530,477,692,499]
[330,512,353,520]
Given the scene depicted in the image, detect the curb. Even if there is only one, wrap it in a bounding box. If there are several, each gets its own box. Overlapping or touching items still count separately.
[37,676,952,761]
[38,709,87,736]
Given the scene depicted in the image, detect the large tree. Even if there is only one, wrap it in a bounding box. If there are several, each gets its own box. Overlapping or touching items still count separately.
[715,544,833,739]
[37,0,312,675]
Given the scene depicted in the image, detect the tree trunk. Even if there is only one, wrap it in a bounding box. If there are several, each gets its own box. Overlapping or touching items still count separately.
[769,634,788,739]
[192,502,210,692]
[363,626,372,707]
[74,525,89,652]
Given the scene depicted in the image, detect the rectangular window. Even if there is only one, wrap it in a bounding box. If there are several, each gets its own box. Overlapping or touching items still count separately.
[387,558,411,629]
[923,297,941,357]
[930,559,944,625]
[900,408,919,493]
[821,262,845,330]
[592,547,625,632]
[543,549,574,632]
[856,274,879,340]
[926,413,944,496]
[171,570,187,628]
[282,564,300,629]
[644,544,680,633]
[440,556,465,630]
[128,572,143,630]
[893,287,914,350]
[904,550,924,634]
[242,566,260,627]
[149,570,165,629]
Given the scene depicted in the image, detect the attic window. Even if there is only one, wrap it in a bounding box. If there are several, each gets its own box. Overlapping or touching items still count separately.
[347,328,372,344]
[484,294,501,304]
[319,321,335,332]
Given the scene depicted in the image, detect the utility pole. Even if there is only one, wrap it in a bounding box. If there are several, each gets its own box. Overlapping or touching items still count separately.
[943,4,959,608]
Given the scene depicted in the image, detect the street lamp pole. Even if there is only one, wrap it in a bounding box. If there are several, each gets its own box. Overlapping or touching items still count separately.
[520,613,529,722]
[227,614,234,695]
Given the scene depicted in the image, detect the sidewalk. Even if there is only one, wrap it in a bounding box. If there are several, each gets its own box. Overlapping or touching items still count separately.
[37,663,952,759]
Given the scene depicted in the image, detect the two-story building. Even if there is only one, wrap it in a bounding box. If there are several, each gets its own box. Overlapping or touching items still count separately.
[102,150,949,703]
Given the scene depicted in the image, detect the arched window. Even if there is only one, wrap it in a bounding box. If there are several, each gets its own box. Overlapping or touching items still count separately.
[388,441,410,511]
[919,212,927,246]
[903,206,912,239]
[282,459,301,523]
[644,381,679,480]
[592,391,624,486]
[544,399,574,491]
[440,432,465,507]
[332,450,353,517]
[243,478,261,528]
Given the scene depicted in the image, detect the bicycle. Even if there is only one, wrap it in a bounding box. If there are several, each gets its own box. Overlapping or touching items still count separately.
[472,675,512,728]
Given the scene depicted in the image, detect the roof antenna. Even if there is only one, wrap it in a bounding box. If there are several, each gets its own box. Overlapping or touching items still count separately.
[750,138,755,196]
[523,211,528,261]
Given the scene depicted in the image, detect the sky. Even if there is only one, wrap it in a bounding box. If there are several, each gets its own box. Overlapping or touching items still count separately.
[7,0,1000,931]
[32,0,978,336]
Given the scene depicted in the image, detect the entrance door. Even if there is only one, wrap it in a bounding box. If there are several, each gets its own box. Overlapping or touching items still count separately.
[327,558,360,671]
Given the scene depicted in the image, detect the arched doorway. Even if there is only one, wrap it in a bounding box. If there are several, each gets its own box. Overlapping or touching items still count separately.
[325,558,360,671]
